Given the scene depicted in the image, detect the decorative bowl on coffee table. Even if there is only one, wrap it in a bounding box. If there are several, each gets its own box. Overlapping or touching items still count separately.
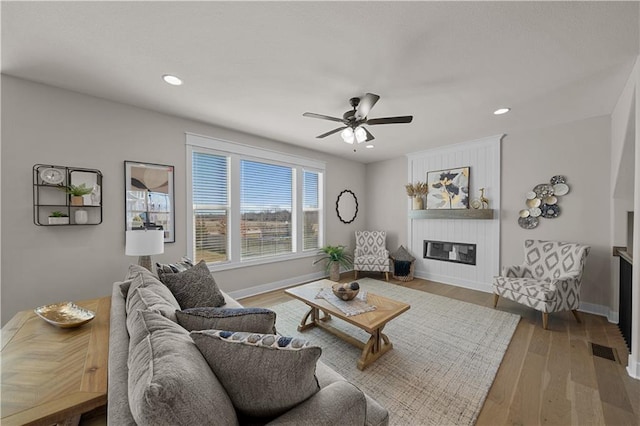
[332,282,360,301]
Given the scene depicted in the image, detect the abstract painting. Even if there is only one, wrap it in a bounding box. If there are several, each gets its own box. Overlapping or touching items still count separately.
[426,167,470,209]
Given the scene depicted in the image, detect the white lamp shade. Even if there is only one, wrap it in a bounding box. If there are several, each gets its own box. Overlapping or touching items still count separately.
[126,230,164,256]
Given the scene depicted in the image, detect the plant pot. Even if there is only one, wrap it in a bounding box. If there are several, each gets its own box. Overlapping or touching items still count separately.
[70,196,83,206]
[48,217,69,225]
[412,196,424,210]
[75,209,88,224]
[329,262,340,282]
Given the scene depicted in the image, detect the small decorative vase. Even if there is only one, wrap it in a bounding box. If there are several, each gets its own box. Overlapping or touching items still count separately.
[329,262,340,282]
[412,196,424,210]
[70,196,83,206]
[75,209,88,224]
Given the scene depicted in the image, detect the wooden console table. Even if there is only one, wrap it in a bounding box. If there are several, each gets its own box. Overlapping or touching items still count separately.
[1,297,110,426]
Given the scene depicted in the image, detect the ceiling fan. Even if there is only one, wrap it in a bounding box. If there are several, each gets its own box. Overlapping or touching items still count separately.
[303,93,413,144]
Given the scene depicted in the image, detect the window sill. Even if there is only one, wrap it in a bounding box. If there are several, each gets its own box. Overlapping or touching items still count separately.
[206,250,318,272]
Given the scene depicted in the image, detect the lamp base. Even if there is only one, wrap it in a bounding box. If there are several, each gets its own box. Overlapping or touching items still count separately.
[138,255,153,272]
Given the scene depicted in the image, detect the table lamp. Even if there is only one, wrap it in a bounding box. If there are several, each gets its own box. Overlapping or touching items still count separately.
[125,229,164,271]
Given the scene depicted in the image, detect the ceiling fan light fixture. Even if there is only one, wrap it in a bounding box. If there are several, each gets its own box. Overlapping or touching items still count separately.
[341,127,355,144]
[493,107,510,115]
[354,126,367,143]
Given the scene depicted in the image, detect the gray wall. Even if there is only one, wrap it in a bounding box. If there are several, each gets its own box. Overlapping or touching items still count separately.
[366,115,613,312]
[1,75,367,324]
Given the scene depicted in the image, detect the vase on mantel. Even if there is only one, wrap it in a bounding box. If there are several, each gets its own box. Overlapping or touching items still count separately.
[412,196,424,210]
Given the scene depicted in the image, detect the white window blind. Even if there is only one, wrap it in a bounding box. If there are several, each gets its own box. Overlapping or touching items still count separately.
[303,170,320,251]
[192,152,229,263]
[240,160,293,260]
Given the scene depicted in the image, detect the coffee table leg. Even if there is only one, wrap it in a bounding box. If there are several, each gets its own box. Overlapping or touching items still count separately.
[357,326,393,371]
[298,307,332,331]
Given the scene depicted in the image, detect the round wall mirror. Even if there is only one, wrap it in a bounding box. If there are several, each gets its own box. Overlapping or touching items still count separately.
[336,189,358,224]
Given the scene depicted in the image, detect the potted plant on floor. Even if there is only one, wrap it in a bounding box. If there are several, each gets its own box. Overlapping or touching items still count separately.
[61,183,93,206]
[48,211,69,225]
[314,245,353,282]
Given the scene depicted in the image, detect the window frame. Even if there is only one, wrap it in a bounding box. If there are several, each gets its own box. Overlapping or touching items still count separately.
[186,133,325,271]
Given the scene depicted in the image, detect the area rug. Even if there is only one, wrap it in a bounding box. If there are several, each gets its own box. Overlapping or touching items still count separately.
[270,278,520,425]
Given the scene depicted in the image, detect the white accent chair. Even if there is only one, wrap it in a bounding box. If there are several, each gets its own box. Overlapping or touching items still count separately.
[354,231,391,281]
[493,239,590,329]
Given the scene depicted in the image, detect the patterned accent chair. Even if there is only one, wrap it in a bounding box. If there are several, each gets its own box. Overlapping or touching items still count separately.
[354,231,391,281]
[493,240,590,329]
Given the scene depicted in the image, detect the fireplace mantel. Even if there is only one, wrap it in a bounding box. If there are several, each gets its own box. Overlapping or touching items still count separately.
[409,209,494,220]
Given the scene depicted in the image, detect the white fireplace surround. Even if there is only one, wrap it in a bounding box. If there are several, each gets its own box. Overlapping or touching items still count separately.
[406,134,502,293]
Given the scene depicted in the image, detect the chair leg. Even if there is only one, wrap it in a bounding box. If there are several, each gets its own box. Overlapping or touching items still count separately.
[385,272,389,281]
[493,294,499,308]
[542,312,549,330]
[571,309,582,323]
[354,270,358,279]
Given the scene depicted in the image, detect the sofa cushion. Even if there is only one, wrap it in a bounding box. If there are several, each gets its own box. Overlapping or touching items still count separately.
[158,260,225,308]
[191,330,321,419]
[125,273,181,339]
[176,307,277,334]
[128,310,238,426]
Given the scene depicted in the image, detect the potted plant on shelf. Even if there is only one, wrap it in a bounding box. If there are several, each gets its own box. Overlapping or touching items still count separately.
[405,181,428,210]
[61,183,93,206]
[313,245,353,282]
[48,211,69,225]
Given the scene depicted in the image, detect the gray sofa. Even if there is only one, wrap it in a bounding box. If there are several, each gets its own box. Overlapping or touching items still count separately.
[108,266,389,425]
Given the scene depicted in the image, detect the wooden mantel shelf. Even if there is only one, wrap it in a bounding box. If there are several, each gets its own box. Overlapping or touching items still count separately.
[409,209,494,220]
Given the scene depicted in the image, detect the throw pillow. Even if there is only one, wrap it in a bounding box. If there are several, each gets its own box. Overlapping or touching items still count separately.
[158,260,225,309]
[176,307,277,334]
[128,310,238,426]
[390,245,415,262]
[191,330,321,419]
[156,257,194,274]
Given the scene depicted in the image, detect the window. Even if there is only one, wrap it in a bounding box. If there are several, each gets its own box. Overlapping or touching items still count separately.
[193,152,228,263]
[303,171,320,250]
[186,134,325,269]
[240,160,292,260]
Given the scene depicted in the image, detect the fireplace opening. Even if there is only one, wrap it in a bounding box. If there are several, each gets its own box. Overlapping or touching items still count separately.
[423,240,476,265]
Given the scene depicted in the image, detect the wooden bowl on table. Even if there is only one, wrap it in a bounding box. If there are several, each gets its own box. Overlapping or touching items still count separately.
[332,282,360,301]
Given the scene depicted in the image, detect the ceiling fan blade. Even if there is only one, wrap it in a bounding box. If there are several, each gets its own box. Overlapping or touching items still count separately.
[316,126,347,138]
[366,116,413,125]
[355,93,380,120]
[303,112,347,123]
[362,127,375,142]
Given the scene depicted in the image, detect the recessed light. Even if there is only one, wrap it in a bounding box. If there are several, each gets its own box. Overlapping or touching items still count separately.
[162,74,183,86]
[493,107,510,115]
[365,144,374,149]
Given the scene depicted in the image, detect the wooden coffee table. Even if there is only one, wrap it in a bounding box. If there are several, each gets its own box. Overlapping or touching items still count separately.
[1,297,110,426]
[285,280,410,370]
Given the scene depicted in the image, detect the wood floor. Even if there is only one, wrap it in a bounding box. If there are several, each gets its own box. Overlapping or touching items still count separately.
[241,273,640,426]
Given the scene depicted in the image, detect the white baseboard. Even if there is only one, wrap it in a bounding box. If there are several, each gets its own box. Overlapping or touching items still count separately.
[227,271,328,300]
[578,302,618,322]
[414,269,493,294]
[627,357,640,380]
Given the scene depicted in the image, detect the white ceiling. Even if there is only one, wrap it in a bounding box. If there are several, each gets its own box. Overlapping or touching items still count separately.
[2,1,638,163]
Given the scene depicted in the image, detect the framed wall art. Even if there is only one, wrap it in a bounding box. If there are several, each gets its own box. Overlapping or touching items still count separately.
[426,167,470,209]
[124,161,175,242]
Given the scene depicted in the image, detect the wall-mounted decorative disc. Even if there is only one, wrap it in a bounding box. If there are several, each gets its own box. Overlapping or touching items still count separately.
[518,216,539,229]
